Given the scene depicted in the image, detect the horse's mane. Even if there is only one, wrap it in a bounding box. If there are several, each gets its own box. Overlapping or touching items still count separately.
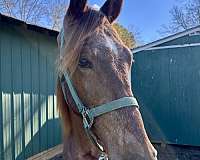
[56,7,124,136]
[56,8,105,136]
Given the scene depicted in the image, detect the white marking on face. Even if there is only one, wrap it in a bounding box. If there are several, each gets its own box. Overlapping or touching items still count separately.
[105,35,118,55]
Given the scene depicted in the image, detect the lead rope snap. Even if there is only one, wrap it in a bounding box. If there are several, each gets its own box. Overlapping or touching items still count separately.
[98,153,108,160]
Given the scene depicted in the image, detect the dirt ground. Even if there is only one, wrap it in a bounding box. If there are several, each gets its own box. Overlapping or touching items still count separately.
[154,143,200,160]
[41,143,200,160]
[49,154,63,160]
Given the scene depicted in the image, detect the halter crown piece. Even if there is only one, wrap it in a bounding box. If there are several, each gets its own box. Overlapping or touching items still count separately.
[59,28,139,160]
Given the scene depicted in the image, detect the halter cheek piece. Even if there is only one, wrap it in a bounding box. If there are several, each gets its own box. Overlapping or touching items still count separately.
[60,73,139,160]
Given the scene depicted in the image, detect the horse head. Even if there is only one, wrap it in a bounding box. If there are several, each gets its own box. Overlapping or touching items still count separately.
[56,0,157,159]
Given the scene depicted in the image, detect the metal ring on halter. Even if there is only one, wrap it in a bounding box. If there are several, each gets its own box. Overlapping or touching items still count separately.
[81,108,94,129]
[98,153,109,160]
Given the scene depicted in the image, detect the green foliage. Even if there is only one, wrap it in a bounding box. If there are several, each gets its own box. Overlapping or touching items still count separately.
[113,23,136,49]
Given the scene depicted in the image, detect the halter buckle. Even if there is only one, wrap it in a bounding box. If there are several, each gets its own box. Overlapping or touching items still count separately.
[82,108,94,129]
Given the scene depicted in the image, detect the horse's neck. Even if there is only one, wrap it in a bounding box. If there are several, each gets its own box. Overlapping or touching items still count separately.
[63,111,97,160]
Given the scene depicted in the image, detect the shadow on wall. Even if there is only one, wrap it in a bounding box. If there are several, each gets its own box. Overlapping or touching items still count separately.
[0,91,62,160]
[16,118,62,160]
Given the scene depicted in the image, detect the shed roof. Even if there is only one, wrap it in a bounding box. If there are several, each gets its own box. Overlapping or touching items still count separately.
[133,25,200,53]
[0,13,59,37]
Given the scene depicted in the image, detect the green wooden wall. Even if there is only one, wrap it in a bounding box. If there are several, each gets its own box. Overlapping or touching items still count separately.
[0,23,61,160]
[132,38,200,146]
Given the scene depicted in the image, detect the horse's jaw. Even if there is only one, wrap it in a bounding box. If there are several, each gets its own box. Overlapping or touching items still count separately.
[62,107,157,160]
[94,107,158,160]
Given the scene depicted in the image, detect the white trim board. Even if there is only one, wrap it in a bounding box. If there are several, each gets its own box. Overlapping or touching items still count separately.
[133,26,200,54]
[145,43,200,51]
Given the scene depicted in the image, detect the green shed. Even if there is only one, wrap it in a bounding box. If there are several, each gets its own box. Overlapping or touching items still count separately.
[0,14,62,160]
[132,26,200,147]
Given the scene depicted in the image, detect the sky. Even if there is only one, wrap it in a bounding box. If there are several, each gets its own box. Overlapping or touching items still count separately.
[88,0,181,44]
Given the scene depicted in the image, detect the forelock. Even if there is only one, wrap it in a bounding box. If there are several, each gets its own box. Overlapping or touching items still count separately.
[57,8,106,74]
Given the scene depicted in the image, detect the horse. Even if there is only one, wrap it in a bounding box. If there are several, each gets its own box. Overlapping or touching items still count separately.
[56,0,157,159]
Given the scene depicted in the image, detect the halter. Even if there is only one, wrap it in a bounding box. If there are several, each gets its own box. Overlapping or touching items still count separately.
[60,72,139,160]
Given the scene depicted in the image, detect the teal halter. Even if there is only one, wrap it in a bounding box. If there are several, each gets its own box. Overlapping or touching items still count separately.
[60,72,139,160]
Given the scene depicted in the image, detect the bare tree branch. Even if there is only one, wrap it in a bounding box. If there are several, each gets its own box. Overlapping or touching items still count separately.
[46,0,67,30]
[159,0,200,35]
[25,0,40,22]
[1,0,14,16]
[0,0,68,30]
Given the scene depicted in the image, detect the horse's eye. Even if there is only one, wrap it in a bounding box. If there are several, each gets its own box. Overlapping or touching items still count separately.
[78,58,93,68]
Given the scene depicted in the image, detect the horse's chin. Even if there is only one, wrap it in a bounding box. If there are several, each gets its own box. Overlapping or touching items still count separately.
[101,131,147,160]
[101,135,157,160]
[106,145,157,160]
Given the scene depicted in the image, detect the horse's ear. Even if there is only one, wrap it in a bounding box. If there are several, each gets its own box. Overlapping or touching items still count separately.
[67,0,88,18]
[100,0,123,23]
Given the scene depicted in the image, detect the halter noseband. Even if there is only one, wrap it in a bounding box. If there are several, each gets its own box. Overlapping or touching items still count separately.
[60,72,139,160]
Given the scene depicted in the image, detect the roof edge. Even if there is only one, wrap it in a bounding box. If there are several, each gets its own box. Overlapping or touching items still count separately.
[0,13,59,37]
[132,25,200,53]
